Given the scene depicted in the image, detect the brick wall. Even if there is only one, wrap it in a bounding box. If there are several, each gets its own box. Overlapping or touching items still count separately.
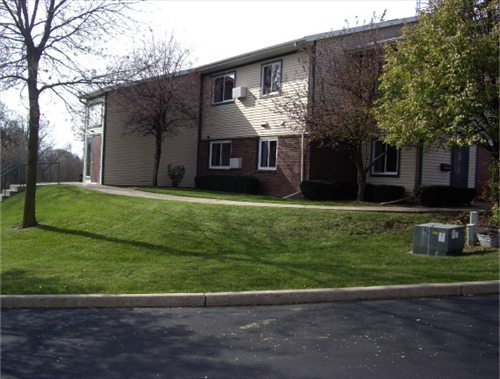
[308,142,356,183]
[198,135,307,197]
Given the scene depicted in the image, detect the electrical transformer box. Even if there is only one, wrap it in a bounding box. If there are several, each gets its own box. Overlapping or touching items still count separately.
[413,223,465,256]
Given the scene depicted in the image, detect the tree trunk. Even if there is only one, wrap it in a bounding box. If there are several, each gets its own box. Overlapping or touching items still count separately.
[22,56,41,228]
[350,148,367,202]
[356,165,367,202]
[152,134,162,187]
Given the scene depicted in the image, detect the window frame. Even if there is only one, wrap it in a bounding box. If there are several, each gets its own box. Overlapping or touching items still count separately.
[258,137,278,171]
[211,71,236,105]
[209,140,232,169]
[260,60,282,98]
[87,102,104,130]
[370,141,400,177]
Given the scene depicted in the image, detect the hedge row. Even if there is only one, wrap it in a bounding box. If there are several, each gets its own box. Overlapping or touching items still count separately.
[414,185,476,207]
[300,180,357,201]
[195,175,260,194]
[300,180,405,202]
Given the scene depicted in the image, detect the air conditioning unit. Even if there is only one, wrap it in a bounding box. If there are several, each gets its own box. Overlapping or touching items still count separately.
[232,87,247,99]
[230,158,242,169]
[413,223,465,256]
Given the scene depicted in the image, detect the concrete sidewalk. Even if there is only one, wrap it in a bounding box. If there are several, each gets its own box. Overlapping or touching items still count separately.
[2,281,499,309]
[61,183,491,213]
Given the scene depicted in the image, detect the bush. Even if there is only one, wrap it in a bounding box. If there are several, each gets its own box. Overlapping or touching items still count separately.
[363,183,376,202]
[167,164,186,188]
[414,185,477,207]
[372,184,405,203]
[300,180,332,200]
[195,175,260,194]
[300,180,358,201]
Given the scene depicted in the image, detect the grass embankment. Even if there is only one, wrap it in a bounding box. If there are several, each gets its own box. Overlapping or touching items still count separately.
[134,186,354,205]
[1,185,498,295]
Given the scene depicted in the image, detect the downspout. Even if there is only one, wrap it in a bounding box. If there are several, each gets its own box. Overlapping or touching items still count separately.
[302,40,317,184]
[301,130,304,182]
[101,92,108,185]
[196,73,204,181]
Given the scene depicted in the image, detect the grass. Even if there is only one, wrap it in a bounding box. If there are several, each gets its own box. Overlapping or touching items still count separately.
[133,186,375,206]
[1,185,498,295]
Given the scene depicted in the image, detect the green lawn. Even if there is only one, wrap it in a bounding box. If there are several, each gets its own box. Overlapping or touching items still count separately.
[1,185,498,295]
[134,186,361,206]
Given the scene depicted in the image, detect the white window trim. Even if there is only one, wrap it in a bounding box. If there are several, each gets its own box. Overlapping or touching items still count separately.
[371,141,400,176]
[212,72,235,105]
[258,137,278,171]
[209,140,232,169]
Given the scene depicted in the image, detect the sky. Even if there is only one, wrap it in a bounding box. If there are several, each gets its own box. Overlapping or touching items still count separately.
[1,0,419,156]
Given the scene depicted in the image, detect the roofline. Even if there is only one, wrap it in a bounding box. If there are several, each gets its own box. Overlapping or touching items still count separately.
[196,16,417,74]
[81,16,418,99]
[197,37,305,75]
[304,16,418,42]
[80,68,195,101]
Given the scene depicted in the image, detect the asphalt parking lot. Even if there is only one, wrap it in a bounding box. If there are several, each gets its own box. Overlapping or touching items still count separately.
[2,295,498,379]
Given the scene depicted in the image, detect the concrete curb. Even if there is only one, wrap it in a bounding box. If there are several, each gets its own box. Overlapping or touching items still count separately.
[1,281,498,309]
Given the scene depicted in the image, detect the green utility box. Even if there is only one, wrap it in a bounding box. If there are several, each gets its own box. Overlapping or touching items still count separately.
[413,223,465,256]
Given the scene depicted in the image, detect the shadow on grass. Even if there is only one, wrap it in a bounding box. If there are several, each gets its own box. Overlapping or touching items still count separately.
[36,224,341,290]
[0,268,105,295]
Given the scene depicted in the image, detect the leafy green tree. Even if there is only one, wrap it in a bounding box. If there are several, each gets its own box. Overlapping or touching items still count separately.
[376,0,499,178]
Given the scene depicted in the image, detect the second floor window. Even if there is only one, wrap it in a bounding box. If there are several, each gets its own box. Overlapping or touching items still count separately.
[261,61,282,97]
[87,102,103,129]
[212,72,235,104]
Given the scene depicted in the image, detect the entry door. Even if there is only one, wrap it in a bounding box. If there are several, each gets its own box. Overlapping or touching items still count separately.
[450,147,469,188]
[91,135,101,183]
[85,135,102,183]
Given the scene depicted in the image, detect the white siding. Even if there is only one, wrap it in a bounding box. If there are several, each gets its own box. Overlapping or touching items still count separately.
[468,145,477,188]
[102,91,198,188]
[421,147,478,189]
[421,149,451,186]
[201,52,308,140]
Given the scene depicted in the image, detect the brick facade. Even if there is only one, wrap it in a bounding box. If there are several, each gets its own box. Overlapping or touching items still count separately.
[308,142,357,183]
[198,135,309,197]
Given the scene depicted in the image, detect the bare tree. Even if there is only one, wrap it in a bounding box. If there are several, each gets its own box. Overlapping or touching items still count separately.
[274,14,389,201]
[111,34,199,187]
[1,101,53,169]
[0,0,138,228]
[39,146,83,182]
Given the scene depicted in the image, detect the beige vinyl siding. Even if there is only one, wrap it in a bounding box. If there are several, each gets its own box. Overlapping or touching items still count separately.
[468,145,477,188]
[201,53,308,140]
[421,149,451,186]
[366,146,417,196]
[102,91,198,187]
[420,147,478,188]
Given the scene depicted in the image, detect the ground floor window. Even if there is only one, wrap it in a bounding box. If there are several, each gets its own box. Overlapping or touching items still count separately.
[210,140,231,169]
[371,141,399,176]
[258,137,278,170]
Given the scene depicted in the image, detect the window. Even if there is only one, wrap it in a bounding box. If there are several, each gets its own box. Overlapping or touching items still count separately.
[258,137,278,170]
[210,140,231,169]
[87,102,103,129]
[212,72,235,104]
[371,141,399,176]
[261,61,282,97]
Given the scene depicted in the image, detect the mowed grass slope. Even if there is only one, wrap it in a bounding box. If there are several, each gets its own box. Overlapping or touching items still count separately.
[1,185,498,295]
